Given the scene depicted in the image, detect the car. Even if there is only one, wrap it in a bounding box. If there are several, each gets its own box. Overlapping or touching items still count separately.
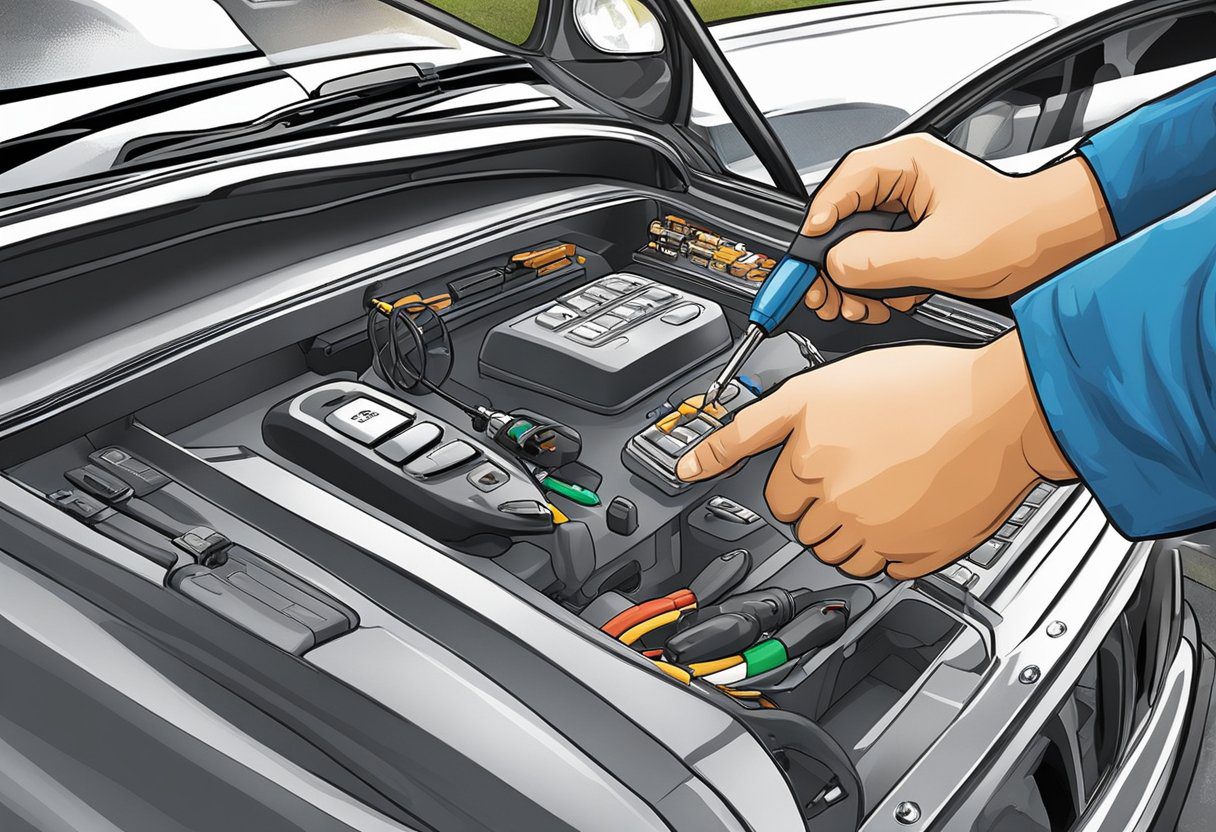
[0,1,1211,831]
[700,0,1216,183]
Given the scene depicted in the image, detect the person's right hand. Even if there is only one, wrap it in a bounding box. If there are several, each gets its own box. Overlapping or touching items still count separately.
[801,134,1117,323]
[674,334,1076,579]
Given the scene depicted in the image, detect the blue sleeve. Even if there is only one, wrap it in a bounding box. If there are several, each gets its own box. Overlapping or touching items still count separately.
[1079,71,1216,237]
[1012,190,1216,538]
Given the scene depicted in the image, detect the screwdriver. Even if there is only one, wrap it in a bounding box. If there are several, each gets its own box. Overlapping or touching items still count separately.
[702,211,918,409]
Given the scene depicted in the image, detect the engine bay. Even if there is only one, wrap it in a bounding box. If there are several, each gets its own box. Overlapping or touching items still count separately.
[3,198,1069,826]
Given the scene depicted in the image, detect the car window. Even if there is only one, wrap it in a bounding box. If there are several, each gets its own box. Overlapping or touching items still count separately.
[948,10,1216,160]
[0,0,254,92]
[693,5,1056,185]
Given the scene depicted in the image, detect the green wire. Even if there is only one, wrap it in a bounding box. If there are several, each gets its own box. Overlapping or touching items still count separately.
[541,475,601,507]
[742,639,788,676]
[507,420,534,441]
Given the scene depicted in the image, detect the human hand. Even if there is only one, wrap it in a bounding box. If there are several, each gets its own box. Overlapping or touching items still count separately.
[674,335,1075,579]
[801,134,1116,324]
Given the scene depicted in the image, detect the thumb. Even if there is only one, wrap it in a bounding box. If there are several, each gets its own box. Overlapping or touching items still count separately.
[825,226,931,292]
[676,396,793,482]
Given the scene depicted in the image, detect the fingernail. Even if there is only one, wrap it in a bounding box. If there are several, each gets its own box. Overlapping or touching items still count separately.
[676,453,701,481]
[808,211,831,228]
[806,285,823,306]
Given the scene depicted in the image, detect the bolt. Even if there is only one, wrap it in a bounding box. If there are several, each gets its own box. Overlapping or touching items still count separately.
[895,801,921,824]
[1046,620,1067,638]
[1019,665,1041,684]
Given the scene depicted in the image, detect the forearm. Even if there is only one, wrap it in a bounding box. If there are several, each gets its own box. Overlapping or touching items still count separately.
[1079,71,1216,237]
[1009,156,1116,292]
[1013,189,1216,538]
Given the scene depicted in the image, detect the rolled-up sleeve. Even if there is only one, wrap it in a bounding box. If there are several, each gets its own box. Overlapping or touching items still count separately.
[1078,71,1216,237]
[1013,191,1216,538]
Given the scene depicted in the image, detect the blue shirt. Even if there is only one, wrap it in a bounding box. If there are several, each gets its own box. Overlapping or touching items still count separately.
[1013,72,1216,538]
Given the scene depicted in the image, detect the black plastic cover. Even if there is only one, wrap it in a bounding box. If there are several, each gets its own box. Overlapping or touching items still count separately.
[171,545,355,655]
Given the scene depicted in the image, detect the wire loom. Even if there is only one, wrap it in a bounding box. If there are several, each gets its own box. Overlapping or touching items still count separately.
[600,589,776,706]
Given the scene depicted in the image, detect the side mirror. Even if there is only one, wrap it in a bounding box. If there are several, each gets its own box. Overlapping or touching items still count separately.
[574,0,664,55]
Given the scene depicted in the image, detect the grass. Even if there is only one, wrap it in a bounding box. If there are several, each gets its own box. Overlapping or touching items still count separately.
[693,0,845,24]
[426,0,541,45]
[426,0,848,45]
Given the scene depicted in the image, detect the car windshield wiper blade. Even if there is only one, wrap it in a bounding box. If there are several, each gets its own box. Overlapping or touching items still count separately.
[115,61,443,167]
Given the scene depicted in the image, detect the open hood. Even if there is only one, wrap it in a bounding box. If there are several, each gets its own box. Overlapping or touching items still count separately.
[0,0,807,202]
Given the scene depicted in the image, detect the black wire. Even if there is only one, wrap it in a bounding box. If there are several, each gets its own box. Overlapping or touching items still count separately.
[387,304,430,390]
[368,304,484,421]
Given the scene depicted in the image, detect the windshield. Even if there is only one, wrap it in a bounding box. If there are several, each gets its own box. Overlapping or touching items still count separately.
[694,5,1059,184]
[213,0,470,64]
[1,0,254,93]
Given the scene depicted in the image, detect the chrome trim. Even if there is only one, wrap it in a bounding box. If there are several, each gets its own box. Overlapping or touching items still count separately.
[914,295,1013,338]
[863,516,1145,831]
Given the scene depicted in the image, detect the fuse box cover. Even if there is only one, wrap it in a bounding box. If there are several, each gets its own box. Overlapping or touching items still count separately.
[478,274,731,414]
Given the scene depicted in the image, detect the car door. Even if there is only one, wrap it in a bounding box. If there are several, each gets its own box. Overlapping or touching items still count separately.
[918,0,1216,171]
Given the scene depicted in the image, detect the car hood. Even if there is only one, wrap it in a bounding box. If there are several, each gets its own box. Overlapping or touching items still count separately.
[0,1,504,198]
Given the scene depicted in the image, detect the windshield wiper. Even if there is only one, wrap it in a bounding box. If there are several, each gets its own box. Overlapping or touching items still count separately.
[115,61,443,167]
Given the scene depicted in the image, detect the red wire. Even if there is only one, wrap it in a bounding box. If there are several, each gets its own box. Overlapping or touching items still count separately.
[601,589,698,638]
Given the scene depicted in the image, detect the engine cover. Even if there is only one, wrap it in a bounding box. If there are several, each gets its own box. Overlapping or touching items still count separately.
[478,273,731,414]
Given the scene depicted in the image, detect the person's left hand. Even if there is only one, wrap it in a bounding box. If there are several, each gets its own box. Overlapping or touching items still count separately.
[675,334,1076,579]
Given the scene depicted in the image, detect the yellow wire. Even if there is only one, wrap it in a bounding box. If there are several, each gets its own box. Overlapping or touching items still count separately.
[688,655,744,677]
[721,688,762,699]
[652,661,692,685]
[619,609,680,646]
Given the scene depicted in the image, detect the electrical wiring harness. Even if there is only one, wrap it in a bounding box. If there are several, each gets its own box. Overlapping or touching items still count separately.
[602,588,849,704]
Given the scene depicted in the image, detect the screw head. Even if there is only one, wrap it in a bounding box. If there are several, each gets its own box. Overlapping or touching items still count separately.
[895,801,921,824]
[1046,620,1067,638]
[1019,665,1041,684]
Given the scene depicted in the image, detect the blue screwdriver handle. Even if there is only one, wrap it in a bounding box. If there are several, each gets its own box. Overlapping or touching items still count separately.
[749,211,921,332]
